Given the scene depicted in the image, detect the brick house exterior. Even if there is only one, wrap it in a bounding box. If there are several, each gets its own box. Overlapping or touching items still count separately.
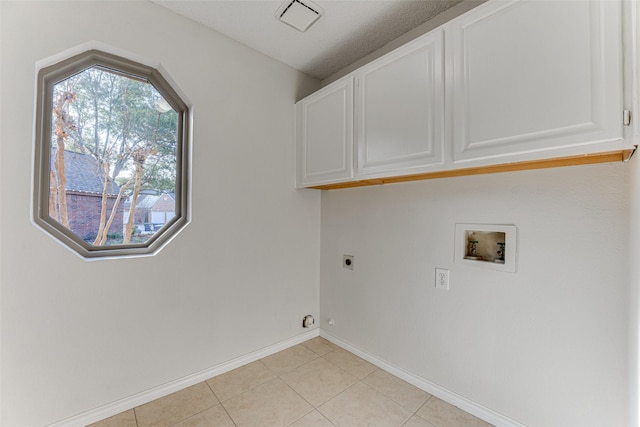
[65,192,123,242]
[52,150,124,242]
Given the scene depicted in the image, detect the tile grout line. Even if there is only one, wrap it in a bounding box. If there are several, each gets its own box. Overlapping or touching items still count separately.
[362,369,436,422]
[278,341,358,426]
[302,341,379,424]
[314,341,435,427]
[203,380,239,427]
[285,407,317,427]
[210,359,275,405]
[93,338,461,427]
[403,395,433,427]
[304,349,360,407]
[146,383,221,427]
[275,347,332,425]
[209,342,323,426]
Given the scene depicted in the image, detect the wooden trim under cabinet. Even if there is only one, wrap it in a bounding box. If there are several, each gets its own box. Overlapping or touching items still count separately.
[308,149,635,190]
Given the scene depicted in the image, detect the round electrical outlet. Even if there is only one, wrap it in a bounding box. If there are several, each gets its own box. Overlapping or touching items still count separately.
[343,255,354,270]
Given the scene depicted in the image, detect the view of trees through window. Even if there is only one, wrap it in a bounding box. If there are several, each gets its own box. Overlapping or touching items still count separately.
[49,65,179,246]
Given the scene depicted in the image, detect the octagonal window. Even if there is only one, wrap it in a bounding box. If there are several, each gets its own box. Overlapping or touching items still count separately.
[33,50,190,259]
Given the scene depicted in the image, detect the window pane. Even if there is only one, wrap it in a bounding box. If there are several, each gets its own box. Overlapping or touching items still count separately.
[48,66,179,246]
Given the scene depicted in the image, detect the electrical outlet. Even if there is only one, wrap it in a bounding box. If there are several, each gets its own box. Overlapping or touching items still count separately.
[435,268,449,290]
[343,255,354,270]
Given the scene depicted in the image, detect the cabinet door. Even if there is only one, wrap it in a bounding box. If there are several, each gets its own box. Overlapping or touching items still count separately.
[356,29,445,177]
[296,77,354,187]
[449,0,624,164]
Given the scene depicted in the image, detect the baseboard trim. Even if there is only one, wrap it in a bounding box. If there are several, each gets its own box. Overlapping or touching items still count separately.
[48,328,320,427]
[320,330,527,427]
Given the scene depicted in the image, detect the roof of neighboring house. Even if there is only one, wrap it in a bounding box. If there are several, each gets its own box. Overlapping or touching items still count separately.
[128,192,175,210]
[135,194,160,210]
[51,149,120,196]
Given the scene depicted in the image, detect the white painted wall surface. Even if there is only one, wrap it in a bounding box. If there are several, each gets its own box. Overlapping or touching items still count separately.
[630,156,639,427]
[320,163,630,427]
[0,2,320,425]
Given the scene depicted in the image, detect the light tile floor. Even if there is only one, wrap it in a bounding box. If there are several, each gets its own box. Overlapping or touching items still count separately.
[88,337,493,427]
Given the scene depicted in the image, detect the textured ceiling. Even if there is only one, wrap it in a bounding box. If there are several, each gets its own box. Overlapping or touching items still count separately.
[151,0,463,80]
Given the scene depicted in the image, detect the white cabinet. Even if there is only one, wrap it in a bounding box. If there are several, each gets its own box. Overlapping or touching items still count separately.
[295,77,354,187]
[448,0,625,164]
[295,0,634,189]
[356,29,445,177]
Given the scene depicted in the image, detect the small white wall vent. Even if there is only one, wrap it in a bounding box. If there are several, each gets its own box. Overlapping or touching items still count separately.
[276,0,322,32]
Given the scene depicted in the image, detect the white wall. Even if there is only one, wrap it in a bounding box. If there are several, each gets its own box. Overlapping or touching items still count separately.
[630,156,640,427]
[320,163,630,427]
[628,1,640,425]
[1,2,635,426]
[0,2,320,425]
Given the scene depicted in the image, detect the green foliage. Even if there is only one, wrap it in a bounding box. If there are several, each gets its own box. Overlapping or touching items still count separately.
[52,66,179,193]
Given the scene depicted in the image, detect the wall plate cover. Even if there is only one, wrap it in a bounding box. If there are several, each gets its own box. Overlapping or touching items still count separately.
[435,268,449,290]
[343,254,354,270]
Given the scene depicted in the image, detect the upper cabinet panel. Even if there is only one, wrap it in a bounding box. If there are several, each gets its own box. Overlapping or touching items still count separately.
[357,29,445,176]
[294,0,634,190]
[296,77,354,187]
[449,0,624,163]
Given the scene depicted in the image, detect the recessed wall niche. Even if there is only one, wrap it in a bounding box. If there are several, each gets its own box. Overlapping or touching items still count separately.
[455,223,517,272]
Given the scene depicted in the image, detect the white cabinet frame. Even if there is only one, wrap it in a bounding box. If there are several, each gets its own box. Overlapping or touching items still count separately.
[356,29,445,178]
[448,0,624,164]
[296,77,354,187]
